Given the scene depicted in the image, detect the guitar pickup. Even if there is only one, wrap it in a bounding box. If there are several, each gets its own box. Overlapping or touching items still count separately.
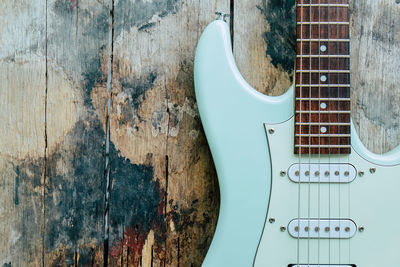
[288,163,357,183]
[288,219,357,239]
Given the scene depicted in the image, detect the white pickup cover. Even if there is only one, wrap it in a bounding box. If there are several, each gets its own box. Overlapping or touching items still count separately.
[288,163,357,183]
[288,219,357,239]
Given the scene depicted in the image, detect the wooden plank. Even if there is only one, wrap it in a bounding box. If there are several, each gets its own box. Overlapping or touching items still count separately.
[234,0,400,153]
[107,0,228,266]
[43,0,112,265]
[0,1,46,266]
[351,0,400,153]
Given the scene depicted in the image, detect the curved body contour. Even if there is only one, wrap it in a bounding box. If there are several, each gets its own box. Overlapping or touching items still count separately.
[194,20,400,266]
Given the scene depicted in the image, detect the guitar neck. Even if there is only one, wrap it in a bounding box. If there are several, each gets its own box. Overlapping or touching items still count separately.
[295,0,351,155]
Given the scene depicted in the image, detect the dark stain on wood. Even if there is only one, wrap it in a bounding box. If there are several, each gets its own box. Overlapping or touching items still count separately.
[114,0,181,33]
[44,118,106,253]
[119,71,158,122]
[258,0,296,75]
[14,169,20,206]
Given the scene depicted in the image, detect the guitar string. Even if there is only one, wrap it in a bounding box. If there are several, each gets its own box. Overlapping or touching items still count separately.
[317,0,322,266]
[336,2,342,264]
[307,0,312,265]
[297,0,303,265]
[344,0,352,263]
[327,0,332,265]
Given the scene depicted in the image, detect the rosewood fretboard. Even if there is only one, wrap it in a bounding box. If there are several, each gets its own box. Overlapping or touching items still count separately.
[295,0,351,155]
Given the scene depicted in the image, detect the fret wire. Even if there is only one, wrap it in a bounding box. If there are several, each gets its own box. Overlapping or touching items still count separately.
[295,144,351,148]
[295,122,351,125]
[297,22,349,25]
[297,55,350,58]
[296,70,350,73]
[296,98,350,101]
[297,4,349,7]
[295,110,351,114]
[296,84,350,87]
[296,133,351,137]
[297,39,349,42]
[296,134,351,137]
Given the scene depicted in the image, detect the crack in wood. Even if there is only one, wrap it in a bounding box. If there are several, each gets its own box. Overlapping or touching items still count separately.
[103,0,115,266]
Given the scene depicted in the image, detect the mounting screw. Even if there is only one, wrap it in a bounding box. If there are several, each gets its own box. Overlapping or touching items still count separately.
[370,168,376,174]
[269,217,275,223]
[280,226,286,232]
[359,171,365,177]
[269,128,275,134]
[359,226,365,232]
[280,171,287,177]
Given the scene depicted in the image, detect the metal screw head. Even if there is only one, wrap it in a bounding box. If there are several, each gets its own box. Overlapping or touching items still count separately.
[325,227,330,232]
[294,226,299,232]
[295,170,300,176]
[304,226,310,232]
[344,171,350,176]
[315,226,320,232]
[345,227,350,232]
[370,168,376,174]
[315,171,320,176]
[280,171,287,177]
[335,171,340,176]
[359,226,365,232]
[359,171,365,177]
[325,171,330,176]
[335,226,340,232]
[269,217,275,223]
[280,226,286,232]
[269,128,275,134]
[305,171,310,176]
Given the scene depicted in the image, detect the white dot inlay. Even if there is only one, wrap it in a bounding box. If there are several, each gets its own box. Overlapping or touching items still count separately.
[320,102,327,109]
[320,45,327,52]
[321,126,327,133]
[320,75,327,82]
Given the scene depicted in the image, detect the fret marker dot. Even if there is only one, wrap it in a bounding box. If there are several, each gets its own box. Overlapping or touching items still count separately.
[320,45,327,52]
[321,127,327,133]
[320,75,327,82]
[320,102,327,109]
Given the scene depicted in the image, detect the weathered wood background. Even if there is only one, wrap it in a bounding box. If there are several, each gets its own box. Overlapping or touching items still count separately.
[1,0,399,266]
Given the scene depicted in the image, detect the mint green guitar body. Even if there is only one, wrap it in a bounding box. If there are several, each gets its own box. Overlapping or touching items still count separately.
[194,20,400,267]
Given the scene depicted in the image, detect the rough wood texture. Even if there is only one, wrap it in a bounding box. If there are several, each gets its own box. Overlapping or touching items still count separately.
[1,0,400,266]
[101,1,228,266]
[44,0,112,265]
[0,1,46,266]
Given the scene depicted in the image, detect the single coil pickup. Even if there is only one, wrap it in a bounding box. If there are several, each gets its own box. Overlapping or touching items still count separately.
[289,265,356,267]
[288,219,357,239]
[288,163,356,183]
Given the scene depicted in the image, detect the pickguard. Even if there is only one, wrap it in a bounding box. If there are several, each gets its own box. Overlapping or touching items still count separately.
[254,117,400,266]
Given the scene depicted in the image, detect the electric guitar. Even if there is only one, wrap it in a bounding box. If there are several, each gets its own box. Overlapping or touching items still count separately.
[194,1,400,266]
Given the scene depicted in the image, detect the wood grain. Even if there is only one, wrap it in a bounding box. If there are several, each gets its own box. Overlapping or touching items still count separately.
[1,0,400,266]
[43,0,113,265]
[0,1,46,266]
[105,1,227,266]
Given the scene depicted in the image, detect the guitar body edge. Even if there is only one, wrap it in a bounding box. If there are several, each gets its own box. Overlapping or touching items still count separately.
[194,20,294,267]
